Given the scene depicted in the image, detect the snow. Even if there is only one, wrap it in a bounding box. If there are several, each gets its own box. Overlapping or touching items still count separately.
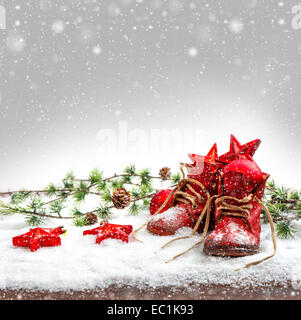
[151,206,186,223]
[1,203,301,292]
[216,221,258,246]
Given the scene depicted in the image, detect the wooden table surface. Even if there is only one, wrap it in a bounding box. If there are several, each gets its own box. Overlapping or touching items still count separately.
[1,281,300,300]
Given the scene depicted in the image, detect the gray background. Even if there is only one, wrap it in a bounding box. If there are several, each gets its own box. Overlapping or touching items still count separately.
[0,0,300,190]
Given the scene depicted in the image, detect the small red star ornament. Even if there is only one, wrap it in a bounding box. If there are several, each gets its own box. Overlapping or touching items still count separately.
[12,226,66,252]
[184,143,223,194]
[83,223,133,244]
[187,143,220,176]
[216,134,261,164]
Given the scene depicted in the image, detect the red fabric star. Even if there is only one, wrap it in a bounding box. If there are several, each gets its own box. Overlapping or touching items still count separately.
[83,223,133,244]
[215,134,261,164]
[12,227,66,252]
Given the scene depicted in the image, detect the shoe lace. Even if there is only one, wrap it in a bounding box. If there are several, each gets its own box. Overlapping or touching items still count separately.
[171,164,209,209]
[215,194,253,219]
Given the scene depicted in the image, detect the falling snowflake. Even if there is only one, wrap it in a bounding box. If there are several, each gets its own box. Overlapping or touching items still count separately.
[52,20,65,34]
[151,0,163,9]
[168,0,183,14]
[40,0,53,11]
[278,19,285,26]
[0,6,6,30]
[107,4,121,16]
[283,75,291,82]
[228,19,244,34]
[93,45,102,55]
[78,26,95,43]
[233,56,243,66]
[187,47,198,57]
[119,0,133,5]
[114,110,121,116]
[208,13,216,22]
[195,25,212,43]
[6,32,26,53]
[249,0,257,8]
[189,3,196,10]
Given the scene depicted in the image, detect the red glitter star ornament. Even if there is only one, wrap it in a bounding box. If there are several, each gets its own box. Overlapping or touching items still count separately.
[12,227,66,252]
[216,134,261,164]
[184,143,223,194]
[187,143,220,176]
[83,223,133,244]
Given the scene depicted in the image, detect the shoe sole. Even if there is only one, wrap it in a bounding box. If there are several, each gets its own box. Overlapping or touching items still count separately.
[203,245,259,257]
[146,224,176,236]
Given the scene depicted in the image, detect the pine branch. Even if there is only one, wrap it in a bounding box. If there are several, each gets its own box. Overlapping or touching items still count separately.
[75,173,164,183]
[171,172,181,184]
[0,188,73,198]
[43,191,76,206]
[0,201,73,220]
[276,221,298,239]
[123,164,136,175]
[49,200,66,217]
[1,165,177,227]
[128,202,142,215]
[94,206,111,220]
[262,180,301,239]
[73,215,89,227]
[89,168,103,184]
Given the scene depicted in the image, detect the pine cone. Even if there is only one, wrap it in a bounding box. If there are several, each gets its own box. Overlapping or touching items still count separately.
[112,188,131,209]
[159,167,171,180]
[84,212,98,225]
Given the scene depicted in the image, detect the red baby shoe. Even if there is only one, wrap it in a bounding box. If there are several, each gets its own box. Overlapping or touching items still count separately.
[203,159,269,257]
[147,144,221,236]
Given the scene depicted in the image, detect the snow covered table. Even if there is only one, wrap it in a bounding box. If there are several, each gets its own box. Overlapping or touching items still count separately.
[1,212,301,300]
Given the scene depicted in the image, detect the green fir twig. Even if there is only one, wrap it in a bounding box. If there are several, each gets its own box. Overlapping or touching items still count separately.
[0,165,176,227]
